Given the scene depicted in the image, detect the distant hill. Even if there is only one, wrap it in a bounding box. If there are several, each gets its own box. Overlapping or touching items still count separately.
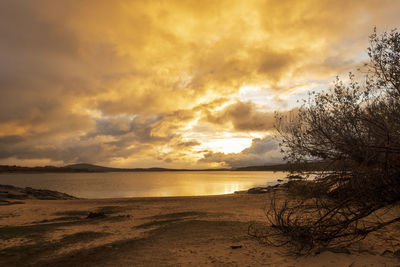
[0,164,228,173]
[234,161,331,172]
[0,162,329,173]
[66,163,118,172]
[233,164,291,171]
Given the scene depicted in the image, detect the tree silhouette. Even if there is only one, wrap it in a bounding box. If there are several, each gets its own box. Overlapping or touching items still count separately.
[250,29,400,254]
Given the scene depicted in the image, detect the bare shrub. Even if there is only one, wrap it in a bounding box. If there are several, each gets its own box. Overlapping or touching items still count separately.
[253,29,400,254]
[249,189,400,255]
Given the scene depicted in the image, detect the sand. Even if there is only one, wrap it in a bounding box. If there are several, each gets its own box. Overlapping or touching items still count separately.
[0,188,399,266]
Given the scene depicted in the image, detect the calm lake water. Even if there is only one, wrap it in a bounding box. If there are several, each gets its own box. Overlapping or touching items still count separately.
[0,171,288,199]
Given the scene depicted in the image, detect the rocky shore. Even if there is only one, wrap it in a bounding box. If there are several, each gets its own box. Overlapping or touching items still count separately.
[0,184,77,204]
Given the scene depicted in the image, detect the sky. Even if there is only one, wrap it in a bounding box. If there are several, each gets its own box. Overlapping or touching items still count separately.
[0,0,399,168]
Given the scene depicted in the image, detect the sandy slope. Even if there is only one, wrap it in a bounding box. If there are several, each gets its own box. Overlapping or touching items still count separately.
[0,189,399,266]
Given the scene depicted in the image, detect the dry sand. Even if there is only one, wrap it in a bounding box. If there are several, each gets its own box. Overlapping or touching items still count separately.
[0,187,399,266]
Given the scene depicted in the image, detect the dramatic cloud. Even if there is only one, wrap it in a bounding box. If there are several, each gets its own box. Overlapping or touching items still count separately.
[203,101,276,131]
[0,0,399,167]
[200,136,283,168]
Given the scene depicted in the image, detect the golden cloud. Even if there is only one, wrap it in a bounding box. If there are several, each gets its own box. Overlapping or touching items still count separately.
[0,0,399,167]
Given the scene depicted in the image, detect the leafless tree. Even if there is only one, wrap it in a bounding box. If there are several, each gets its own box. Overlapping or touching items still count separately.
[251,29,400,254]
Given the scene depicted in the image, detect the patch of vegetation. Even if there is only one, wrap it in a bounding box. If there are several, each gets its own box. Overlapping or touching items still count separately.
[53,208,131,222]
[33,220,249,267]
[0,200,24,206]
[0,231,109,266]
[95,205,129,214]
[35,216,82,224]
[147,211,209,220]
[135,218,184,229]
[87,212,107,219]
[53,210,91,216]
[135,211,209,229]
[58,231,109,244]
[0,225,47,240]
[0,213,129,242]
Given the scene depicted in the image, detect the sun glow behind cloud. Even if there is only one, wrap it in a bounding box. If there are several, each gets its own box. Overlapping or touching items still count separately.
[201,138,253,154]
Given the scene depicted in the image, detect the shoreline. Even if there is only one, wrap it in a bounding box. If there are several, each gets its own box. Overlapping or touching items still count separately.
[0,182,281,203]
[0,184,399,266]
[0,170,289,199]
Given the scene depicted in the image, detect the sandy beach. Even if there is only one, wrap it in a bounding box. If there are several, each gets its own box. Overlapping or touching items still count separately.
[0,185,399,267]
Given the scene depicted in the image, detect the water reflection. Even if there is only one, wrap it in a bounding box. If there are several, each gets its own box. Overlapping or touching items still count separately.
[224,184,240,194]
[0,171,288,198]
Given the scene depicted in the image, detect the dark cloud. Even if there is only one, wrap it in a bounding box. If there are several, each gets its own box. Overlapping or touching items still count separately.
[176,141,201,147]
[85,115,170,142]
[0,133,149,164]
[0,135,24,145]
[203,101,275,131]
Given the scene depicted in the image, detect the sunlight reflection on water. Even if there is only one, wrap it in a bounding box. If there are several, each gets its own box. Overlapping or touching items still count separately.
[224,183,240,194]
[0,171,288,198]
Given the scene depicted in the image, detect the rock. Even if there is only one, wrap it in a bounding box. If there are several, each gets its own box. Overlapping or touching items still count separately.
[247,183,284,194]
[247,187,269,194]
[230,245,242,249]
[287,174,303,180]
[0,184,77,200]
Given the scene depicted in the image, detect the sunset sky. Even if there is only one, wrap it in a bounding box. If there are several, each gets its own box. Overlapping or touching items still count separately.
[0,0,399,168]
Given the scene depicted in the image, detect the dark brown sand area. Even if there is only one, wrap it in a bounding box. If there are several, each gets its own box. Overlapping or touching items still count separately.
[0,185,399,266]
